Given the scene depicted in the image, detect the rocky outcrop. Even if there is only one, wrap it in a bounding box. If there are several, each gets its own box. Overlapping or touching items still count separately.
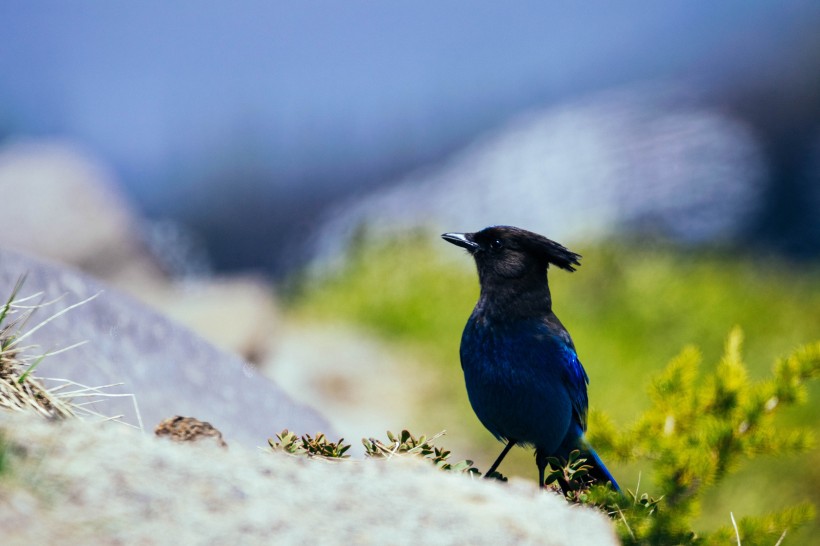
[0,246,331,447]
[0,412,618,545]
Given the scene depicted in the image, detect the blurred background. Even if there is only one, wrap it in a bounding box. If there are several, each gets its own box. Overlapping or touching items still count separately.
[2,1,819,540]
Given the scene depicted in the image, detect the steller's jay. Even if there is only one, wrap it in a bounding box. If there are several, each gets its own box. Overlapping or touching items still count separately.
[442,225,619,492]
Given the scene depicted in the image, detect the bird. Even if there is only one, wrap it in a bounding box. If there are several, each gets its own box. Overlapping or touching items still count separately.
[441,225,619,493]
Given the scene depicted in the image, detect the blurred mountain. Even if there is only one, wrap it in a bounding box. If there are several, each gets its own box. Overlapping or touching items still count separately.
[1,2,819,274]
[310,83,767,265]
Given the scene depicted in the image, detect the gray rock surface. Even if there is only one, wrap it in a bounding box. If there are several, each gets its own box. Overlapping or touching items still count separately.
[0,412,618,545]
[0,246,331,447]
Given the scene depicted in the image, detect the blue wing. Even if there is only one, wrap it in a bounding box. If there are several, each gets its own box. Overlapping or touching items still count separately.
[515,316,590,433]
[559,342,590,432]
[542,317,589,432]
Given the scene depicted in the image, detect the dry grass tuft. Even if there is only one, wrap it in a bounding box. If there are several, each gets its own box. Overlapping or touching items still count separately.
[0,276,142,429]
[0,276,76,419]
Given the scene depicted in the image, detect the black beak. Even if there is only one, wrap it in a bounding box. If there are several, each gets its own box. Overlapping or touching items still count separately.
[442,232,479,252]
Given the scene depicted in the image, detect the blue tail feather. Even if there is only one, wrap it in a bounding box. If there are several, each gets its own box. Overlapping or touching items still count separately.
[584,446,620,492]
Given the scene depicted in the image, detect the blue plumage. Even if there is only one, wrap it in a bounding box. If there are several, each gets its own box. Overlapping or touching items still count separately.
[442,225,619,492]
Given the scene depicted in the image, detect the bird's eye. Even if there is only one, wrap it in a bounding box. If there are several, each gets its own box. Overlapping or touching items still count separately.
[489,239,503,251]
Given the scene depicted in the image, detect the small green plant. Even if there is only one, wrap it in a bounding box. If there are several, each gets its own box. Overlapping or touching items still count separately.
[363,429,482,475]
[543,450,595,493]
[269,429,484,476]
[0,431,8,476]
[268,430,352,459]
[0,428,27,480]
[582,328,819,545]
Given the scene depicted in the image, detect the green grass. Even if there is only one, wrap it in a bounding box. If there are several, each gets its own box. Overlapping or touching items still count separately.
[0,431,8,476]
[288,232,820,542]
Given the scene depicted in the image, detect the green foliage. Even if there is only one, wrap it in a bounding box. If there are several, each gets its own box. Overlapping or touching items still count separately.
[703,504,815,546]
[582,332,819,544]
[268,430,352,459]
[269,429,482,476]
[362,429,481,475]
[0,431,8,476]
[290,231,477,358]
[0,274,26,357]
[543,450,596,492]
[0,429,29,481]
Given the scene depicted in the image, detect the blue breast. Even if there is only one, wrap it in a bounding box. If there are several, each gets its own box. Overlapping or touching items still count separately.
[460,314,584,453]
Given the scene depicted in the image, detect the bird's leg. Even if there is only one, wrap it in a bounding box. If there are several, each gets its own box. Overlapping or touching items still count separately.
[557,477,571,496]
[535,449,571,494]
[484,439,516,479]
[535,448,548,488]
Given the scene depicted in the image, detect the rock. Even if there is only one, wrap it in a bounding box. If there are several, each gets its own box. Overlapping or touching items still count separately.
[0,246,332,448]
[0,412,618,545]
[0,139,167,289]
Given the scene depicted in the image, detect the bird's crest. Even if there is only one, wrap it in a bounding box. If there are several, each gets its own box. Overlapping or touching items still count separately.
[521,231,581,272]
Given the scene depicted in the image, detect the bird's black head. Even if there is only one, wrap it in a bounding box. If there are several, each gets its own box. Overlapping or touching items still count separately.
[441,226,580,294]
